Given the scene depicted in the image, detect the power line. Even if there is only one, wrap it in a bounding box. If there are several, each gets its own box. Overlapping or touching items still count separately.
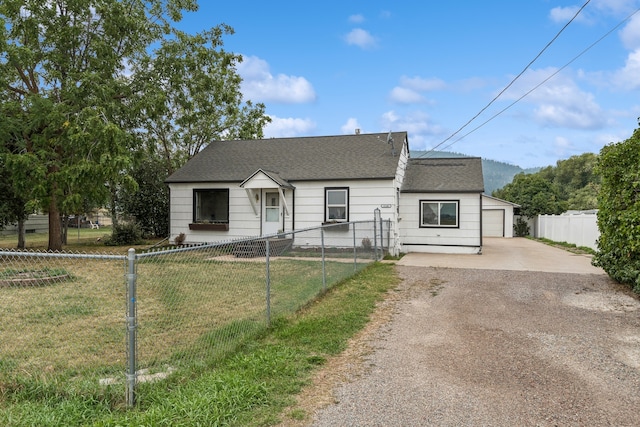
[436,6,640,154]
[421,0,591,157]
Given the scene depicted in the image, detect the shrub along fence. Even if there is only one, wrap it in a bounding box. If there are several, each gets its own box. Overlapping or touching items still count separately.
[0,219,390,407]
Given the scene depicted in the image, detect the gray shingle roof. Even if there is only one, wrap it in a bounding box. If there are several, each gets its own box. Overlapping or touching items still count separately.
[165,132,408,183]
[401,157,484,193]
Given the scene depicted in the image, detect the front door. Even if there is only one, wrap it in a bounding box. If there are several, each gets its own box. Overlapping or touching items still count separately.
[262,191,281,235]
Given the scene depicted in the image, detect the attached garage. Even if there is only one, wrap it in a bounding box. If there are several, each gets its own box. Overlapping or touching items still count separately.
[482,195,519,238]
[483,209,505,237]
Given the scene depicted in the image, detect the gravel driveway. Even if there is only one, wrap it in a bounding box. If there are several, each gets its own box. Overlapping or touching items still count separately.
[293,239,640,426]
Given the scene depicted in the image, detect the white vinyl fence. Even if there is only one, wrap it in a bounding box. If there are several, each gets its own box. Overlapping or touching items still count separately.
[536,213,599,250]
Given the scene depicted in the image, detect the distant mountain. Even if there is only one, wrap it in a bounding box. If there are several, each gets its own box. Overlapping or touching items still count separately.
[411,150,541,194]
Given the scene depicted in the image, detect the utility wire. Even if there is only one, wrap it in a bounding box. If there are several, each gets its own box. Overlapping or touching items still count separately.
[435,6,640,154]
[421,0,591,157]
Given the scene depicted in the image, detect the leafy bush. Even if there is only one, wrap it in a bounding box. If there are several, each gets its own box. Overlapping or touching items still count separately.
[592,125,640,291]
[103,222,144,246]
[118,156,169,238]
[513,217,530,237]
[361,237,372,250]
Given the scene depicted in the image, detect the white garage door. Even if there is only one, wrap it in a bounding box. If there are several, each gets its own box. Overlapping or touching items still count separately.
[483,210,504,237]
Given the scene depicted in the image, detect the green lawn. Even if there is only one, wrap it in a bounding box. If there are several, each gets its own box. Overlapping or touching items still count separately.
[0,227,161,253]
[1,228,392,426]
[0,261,398,426]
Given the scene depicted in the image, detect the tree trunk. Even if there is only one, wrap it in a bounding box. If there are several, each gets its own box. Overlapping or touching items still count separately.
[17,218,26,250]
[48,196,63,251]
[61,214,68,245]
[110,184,119,228]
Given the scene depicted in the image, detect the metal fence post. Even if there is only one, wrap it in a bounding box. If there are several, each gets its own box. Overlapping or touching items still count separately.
[373,211,379,260]
[126,248,137,407]
[379,214,384,258]
[352,222,357,271]
[321,227,326,291]
[265,239,271,327]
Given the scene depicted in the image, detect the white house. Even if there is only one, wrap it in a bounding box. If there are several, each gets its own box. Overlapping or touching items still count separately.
[165,132,487,254]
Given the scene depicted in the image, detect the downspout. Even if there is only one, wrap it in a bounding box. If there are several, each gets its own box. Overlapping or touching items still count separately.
[292,188,296,232]
[479,193,483,254]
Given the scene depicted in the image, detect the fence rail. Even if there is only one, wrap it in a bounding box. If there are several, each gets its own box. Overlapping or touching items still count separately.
[0,219,390,407]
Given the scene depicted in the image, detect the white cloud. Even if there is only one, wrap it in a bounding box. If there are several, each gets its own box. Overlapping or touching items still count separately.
[341,118,362,134]
[399,76,446,91]
[389,87,425,104]
[619,13,640,50]
[389,76,445,104]
[344,28,377,49]
[502,68,606,129]
[591,0,638,16]
[549,6,584,23]
[550,1,637,26]
[348,14,364,24]
[237,55,316,103]
[611,49,640,89]
[263,115,316,138]
[379,110,444,149]
[552,136,576,156]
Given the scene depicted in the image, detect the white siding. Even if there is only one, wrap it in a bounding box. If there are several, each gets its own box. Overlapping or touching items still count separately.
[390,141,409,254]
[169,183,260,243]
[291,179,397,249]
[169,179,397,247]
[399,192,482,254]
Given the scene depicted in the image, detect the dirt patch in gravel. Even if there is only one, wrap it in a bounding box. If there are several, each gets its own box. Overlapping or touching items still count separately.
[278,266,640,427]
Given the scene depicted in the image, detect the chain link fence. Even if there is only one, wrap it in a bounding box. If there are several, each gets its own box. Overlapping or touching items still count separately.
[0,219,390,407]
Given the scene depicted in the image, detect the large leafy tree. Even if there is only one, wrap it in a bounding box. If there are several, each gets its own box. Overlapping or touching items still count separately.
[593,126,640,291]
[535,153,599,208]
[493,172,567,218]
[138,26,270,175]
[492,153,600,215]
[0,0,176,250]
[0,1,269,251]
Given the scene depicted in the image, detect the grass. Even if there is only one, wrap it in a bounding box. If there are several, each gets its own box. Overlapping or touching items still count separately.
[532,237,596,255]
[0,228,161,253]
[0,262,398,426]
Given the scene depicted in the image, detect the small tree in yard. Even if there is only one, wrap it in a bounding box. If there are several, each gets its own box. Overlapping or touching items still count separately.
[118,156,169,238]
[593,125,640,291]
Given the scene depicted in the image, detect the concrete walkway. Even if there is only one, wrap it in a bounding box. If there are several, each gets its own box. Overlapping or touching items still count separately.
[396,237,605,275]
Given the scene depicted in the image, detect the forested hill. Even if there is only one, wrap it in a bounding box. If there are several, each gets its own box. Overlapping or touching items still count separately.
[411,150,541,194]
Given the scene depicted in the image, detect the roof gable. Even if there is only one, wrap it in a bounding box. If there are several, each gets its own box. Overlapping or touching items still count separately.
[166,132,408,183]
[402,157,484,193]
[240,169,294,189]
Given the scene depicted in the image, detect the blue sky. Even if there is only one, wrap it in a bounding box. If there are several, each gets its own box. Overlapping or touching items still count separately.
[178,0,640,168]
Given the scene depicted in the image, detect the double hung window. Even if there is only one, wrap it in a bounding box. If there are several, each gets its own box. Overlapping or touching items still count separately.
[325,187,349,222]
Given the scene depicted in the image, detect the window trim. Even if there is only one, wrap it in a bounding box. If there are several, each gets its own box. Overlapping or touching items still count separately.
[419,200,459,228]
[192,188,230,224]
[324,187,349,223]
